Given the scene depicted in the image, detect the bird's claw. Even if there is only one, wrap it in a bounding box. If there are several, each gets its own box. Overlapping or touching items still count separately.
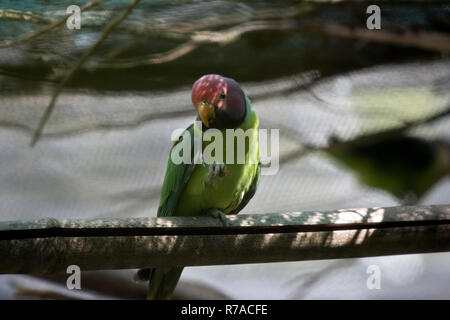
[200,153,207,168]
[205,162,231,184]
[207,209,229,226]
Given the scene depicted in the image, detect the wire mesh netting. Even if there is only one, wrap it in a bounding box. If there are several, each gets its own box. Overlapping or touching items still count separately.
[0,0,449,299]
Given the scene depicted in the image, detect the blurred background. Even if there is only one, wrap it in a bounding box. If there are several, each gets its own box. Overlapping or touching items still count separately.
[0,0,449,299]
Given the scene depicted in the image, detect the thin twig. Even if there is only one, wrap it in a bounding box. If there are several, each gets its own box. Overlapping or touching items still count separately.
[279,105,450,165]
[97,18,450,69]
[0,72,317,141]
[0,8,49,24]
[327,106,450,150]
[30,0,141,147]
[98,20,298,68]
[301,20,450,53]
[0,0,107,49]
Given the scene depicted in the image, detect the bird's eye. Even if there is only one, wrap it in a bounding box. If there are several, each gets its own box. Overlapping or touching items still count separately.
[218,92,226,100]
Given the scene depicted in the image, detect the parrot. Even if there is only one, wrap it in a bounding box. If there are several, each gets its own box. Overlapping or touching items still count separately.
[138,74,261,300]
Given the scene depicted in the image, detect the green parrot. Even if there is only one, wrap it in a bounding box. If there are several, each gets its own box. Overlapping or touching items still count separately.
[139,74,261,300]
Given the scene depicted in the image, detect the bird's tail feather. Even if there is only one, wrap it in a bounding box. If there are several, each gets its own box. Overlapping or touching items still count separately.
[146,267,184,300]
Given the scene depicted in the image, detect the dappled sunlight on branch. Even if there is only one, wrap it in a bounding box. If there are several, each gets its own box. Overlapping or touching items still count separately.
[1,205,449,274]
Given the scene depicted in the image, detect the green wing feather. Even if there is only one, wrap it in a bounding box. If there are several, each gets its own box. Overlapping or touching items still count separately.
[229,161,261,215]
[157,123,197,217]
[227,94,260,215]
[146,124,197,299]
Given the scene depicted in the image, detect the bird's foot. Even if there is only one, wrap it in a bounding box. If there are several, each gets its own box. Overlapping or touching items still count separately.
[199,152,207,168]
[207,209,229,226]
[205,162,231,185]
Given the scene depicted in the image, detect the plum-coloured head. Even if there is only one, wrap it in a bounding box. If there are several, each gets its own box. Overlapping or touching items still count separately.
[191,74,246,129]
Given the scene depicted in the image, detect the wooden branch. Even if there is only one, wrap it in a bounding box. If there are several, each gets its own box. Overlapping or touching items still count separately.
[30,0,141,147]
[1,205,449,275]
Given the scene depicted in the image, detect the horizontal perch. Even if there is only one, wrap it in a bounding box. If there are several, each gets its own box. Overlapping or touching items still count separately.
[0,205,449,274]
